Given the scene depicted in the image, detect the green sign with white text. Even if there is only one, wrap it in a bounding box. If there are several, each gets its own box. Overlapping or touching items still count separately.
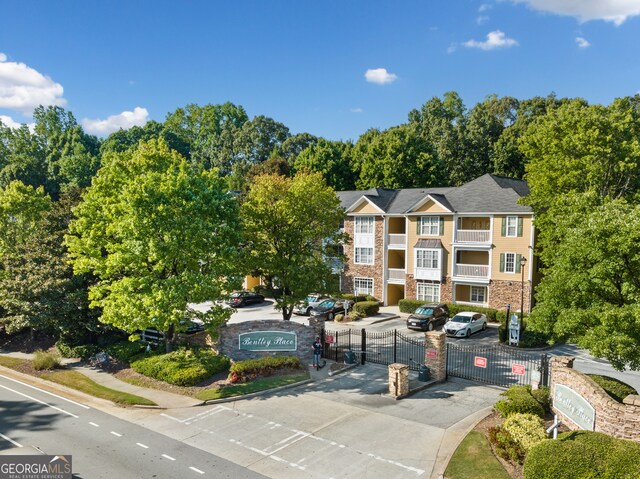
[553,384,595,431]
[238,331,297,352]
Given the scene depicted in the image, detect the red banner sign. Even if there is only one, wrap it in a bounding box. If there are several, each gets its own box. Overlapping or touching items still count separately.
[474,356,487,368]
[325,335,334,344]
[512,364,525,375]
[426,349,437,359]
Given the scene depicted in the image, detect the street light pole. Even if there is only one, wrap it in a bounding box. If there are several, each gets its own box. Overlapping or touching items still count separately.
[520,256,527,324]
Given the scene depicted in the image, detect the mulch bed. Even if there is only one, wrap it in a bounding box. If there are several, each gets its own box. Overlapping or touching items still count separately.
[0,331,56,354]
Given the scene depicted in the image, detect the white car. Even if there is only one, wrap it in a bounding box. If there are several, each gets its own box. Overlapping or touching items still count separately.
[293,293,330,316]
[444,312,488,338]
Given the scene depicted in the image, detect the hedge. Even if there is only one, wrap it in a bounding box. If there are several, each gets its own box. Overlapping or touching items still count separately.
[131,348,230,386]
[398,300,506,322]
[104,341,147,363]
[55,340,100,360]
[351,301,380,317]
[588,375,637,403]
[495,385,549,418]
[229,356,303,383]
[523,430,640,479]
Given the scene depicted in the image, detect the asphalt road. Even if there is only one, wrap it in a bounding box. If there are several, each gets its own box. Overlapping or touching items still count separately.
[0,373,267,479]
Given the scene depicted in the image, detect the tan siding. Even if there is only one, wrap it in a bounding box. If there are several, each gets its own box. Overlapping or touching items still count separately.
[407,215,453,276]
[459,217,490,230]
[455,284,471,302]
[350,201,380,214]
[491,215,533,282]
[458,250,489,265]
[414,199,449,213]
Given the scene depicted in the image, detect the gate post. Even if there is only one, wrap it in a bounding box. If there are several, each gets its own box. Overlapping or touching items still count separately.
[393,329,397,363]
[424,330,446,382]
[361,328,366,365]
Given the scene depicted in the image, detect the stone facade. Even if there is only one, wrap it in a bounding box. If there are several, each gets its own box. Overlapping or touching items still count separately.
[405,275,452,305]
[341,215,384,300]
[218,320,323,364]
[388,363,410,398]
[488,280,531,313]
[550,356,640,442]
[424,330,446,382]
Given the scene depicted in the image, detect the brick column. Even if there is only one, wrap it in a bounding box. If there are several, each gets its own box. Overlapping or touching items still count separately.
[424,331,446,382]
[388,363,409,398]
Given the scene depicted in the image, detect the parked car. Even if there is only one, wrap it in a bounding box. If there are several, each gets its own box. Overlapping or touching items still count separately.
[406,304,449,331]
[293,293,330,316]
[309,299,346,321]
[444,312,487,338]
[224,291,265,308]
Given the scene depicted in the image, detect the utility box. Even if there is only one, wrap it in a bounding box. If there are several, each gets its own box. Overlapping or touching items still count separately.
[418,365,430,382]
[344,350,356,364]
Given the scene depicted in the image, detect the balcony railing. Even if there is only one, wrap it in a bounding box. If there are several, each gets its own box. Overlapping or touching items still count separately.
[387,234,406,248]
[454,263,489,278]
[415,267,441,281]
[388,268,406,283]
[456,230,491,243]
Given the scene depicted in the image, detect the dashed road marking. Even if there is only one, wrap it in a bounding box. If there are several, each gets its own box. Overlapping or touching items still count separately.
[162,454,176,461]
[110,431,122,437]
[89,422,99,427]
[136,442,149,449]
[189,466,205,474]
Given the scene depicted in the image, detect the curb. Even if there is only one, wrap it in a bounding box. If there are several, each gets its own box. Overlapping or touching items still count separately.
[201,377,315,405]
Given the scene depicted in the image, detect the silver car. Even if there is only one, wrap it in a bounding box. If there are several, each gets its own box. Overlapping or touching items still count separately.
[444,312,488,338]
[293,293,330,316]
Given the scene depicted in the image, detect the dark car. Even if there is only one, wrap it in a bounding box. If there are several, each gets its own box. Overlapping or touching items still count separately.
[309,299,346,321]
[224,291,265,308]
[406,303,449,331]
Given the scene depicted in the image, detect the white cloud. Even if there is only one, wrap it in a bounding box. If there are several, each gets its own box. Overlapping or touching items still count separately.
[463,30,519,50]
[447,44,458,53]
[477,15,490,24]
[364,68,398,85]
[510,0,640,25]
[0,52,66,114]
[576,36,591,48]
[479,3,493,12]
[0,114,35,131]
[81,107,149,135]
[350,108,363,113]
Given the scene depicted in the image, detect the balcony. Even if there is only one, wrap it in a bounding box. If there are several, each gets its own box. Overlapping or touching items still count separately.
[387,234,406,249]
[456,229,491,244]
[454,263,489,279]
[415,267,441,281]
[388,268,406,284]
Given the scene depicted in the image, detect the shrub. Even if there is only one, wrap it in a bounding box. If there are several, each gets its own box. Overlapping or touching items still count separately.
[352,301,379,317]
[502,413,547,454]
[341,293,369,302]
[104,341,147,363]
[33,350,61,370]
[228,356,303,383]
[588,374,637,403]
[398,299,424,313]
[495,385,546,418]
[523,430,640,479]
[334,314,345,322]
[488,425,525,463]
[131,348,230,386]
[55,340,99,360]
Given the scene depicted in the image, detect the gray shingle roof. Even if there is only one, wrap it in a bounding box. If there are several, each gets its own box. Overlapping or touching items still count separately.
[336,174,531,214]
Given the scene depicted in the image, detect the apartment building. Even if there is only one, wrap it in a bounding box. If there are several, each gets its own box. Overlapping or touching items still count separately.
[336,174,540,312]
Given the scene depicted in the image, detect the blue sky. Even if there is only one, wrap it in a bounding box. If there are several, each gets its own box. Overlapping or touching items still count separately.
[1,0,640,140]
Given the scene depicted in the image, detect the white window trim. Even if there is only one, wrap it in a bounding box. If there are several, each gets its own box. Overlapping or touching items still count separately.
[417,281,440,303]
[355,216,375,234]
[415,248,440,270]
[504,252,516,274]
[353,216,375,265]
[354,246,374,265]
[470,285,486,303]
[420,216,440,236]
[354,277,374,296]
[506,216,518,237]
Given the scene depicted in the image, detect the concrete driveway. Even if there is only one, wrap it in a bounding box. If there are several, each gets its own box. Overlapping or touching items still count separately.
[131,363,503,479]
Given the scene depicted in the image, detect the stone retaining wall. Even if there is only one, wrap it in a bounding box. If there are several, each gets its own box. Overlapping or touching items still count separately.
[551,356,640,442]
[218,320,323,364]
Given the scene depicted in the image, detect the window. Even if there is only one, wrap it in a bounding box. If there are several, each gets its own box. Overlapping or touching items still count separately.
[506,216,518,237]
[416,249,439,269]
[504,253,515,273]
[355,216,374,234]
[355,247,373,264]
[354,277,373,296]
[470,286,486,303]
[420,216,440,236]
[417,282,440,303]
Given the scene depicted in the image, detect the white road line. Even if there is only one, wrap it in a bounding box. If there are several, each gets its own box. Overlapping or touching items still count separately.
[162,454,175,461]
[0,374,90,409]
[136,443,149,449]
[160,413,186,423]
[189,466,205,474]
[110,431,122,437]
[0,384,79,418]
[89,422,99,427]
[0,432,22,448]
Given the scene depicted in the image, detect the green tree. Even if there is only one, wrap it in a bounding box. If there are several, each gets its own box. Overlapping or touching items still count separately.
[294,139,355,190]
[0,123,49,191]
[241,171,346,321]
[66,140,243,351]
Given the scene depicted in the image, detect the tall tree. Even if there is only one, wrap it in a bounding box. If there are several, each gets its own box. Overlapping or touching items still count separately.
[241,171,346,321]
[66,140,243,351]
[294,139,355,190]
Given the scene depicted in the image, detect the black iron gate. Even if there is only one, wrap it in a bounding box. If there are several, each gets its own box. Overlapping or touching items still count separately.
[322,328,425,371]
[446,342,549,388]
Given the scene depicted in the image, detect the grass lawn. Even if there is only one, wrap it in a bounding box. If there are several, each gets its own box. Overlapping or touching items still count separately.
[195,372,309,401]
[445,431,511,479]
[0,355,156,406]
